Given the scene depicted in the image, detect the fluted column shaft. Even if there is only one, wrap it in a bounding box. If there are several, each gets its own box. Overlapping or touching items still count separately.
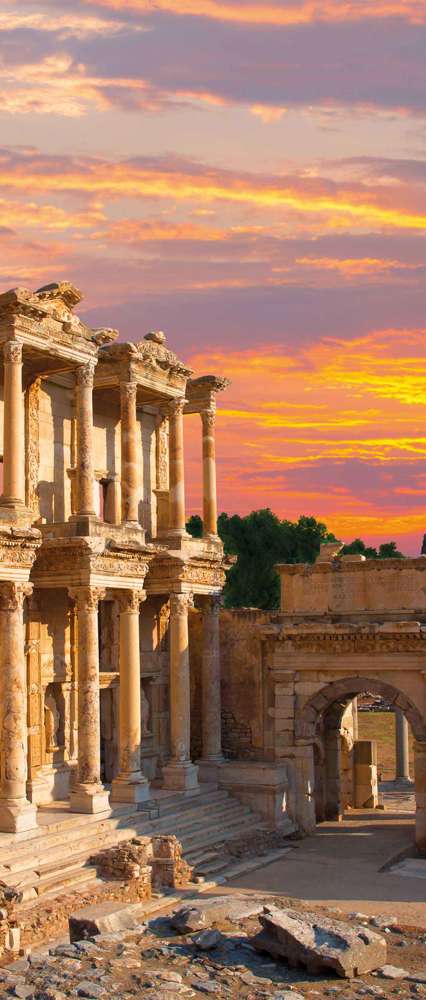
[1,341,25,507]
[111,590,149,804]
[0,582,37,832]
[168,398,186,534]
[69,586,109,814]
[201,409,218,537]
[201,595,223,761]
[395,707,410,780]
[120,382,139,525]
[162,593,198,790]
[75,362,96,516]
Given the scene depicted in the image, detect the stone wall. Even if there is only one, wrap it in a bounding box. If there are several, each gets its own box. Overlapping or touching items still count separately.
[189,607,270,761]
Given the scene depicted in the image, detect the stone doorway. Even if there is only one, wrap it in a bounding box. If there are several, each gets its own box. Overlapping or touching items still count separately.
[297,676,426,853]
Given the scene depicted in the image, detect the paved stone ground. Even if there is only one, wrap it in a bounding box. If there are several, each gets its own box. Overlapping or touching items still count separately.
[227,806,426,928]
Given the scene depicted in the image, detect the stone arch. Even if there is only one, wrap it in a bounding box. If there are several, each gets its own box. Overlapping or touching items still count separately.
[298,675,426,744]
[293,674,426,853]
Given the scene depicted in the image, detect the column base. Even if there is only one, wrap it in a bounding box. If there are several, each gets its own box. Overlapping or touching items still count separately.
[110,775,150,805]
[0,798,38,834]
[162,761,199,792]
[0,503,34,530]
[196,756,225,786]
[70,783,110,815]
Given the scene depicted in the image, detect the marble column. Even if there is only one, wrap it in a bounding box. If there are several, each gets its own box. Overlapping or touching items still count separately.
[162,593,199,791]
[168,398,186,536]
[120,381,139,526]
[0,341,25,509]
[414,740,426,855]
[74,361,97,517]
[111,590,150,804]
[69,586,110,814]
[201,409,218,538]
[0,582,38,832]
[395,707,411,781]
[197,595,224,783]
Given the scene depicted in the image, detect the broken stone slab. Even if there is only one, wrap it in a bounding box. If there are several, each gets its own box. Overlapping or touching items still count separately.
[171,895,264,933]
[69,901,147,942]
[376,965,408,980]
[370,916,397,929]
[252,906,387,978]
[192,929,223,950]
[407,973,426,984]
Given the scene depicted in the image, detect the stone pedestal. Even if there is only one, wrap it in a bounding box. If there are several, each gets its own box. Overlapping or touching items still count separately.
[201,409,218,538]
[163,593,198,792]
[197,594,224,785]
[0,583,38,833]
[69,587,110,814]
[111,590,150,805]
[354,740,378,808]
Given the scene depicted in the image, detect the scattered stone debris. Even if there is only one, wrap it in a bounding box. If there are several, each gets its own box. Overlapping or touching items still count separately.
[376,965,408,979]
[0,892,424,1000]
[171,895,264,933]
[252,906,387,978]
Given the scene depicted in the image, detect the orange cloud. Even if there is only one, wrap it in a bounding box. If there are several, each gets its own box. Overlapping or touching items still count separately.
[295,256,421,276]
[86,1,426,27]
[0,155,424,233]
[183,333,426,551]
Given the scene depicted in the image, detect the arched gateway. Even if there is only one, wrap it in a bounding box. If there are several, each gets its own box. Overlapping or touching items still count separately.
[259,550,426,853]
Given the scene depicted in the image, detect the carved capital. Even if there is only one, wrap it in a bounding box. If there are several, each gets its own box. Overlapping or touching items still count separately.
[0,582,33,612]
[76,361,96,389]
[201,408,216,433]
[169,397,185,418]
[4,340,23,364]
[68,586,106,611]
[120,381,137,404]
[170,592,193,617]
[115,589,146,613]
[202,593,221,617]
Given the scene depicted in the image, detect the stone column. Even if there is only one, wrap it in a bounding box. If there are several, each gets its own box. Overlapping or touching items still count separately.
[197,595,224,783]
[74,361,97,517]
[111,590,150,804]
[414,740,426,855]
[168,398,186,536]
[0,582,38,832]
[68,587,110,814]
[162,593,198,791]
[293,742,317,834]
[201,408,218,538]
[120,381,139,526]
[395,708,411,781]
[0,341,25,509]
[324,725,342,820]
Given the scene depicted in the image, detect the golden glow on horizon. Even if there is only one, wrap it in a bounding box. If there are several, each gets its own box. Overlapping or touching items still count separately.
[87,0,426,27]
[0,161,424,232]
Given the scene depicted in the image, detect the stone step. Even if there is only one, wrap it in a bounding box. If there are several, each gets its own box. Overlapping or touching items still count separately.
[181,814,260,853]
[0,791,228,867]
[35,866,99,898]
[0,799,245,883]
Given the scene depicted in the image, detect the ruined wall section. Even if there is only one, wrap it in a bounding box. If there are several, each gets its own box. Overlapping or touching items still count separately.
[189,607,270,761]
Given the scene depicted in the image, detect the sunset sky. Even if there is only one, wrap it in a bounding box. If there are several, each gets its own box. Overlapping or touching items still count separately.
[2,0,426,552]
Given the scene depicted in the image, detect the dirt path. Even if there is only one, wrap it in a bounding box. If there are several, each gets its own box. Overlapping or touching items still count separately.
[227,807,426,927]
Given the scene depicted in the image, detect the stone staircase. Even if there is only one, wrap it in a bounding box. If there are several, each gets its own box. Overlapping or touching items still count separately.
[0,788,272,907]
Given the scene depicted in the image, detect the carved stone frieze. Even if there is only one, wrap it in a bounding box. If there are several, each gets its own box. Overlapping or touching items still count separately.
[274,632,426,655]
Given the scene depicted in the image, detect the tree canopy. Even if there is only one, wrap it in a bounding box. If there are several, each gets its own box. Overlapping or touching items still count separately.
[186,511,406,610]
[187,509,336,609]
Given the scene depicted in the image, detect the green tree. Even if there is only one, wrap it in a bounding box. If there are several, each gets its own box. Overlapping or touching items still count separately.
[187,509,336,609]
[186,514,203,538]
[341,538,405,560]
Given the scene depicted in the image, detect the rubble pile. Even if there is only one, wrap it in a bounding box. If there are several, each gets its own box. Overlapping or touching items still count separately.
[0,893,425,1000]
[91,834,193,894]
